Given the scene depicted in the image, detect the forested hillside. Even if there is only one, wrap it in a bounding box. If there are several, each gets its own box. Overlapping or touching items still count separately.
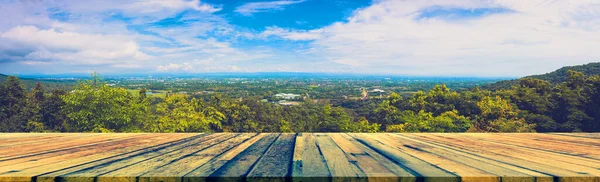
[0,73,75,91]
[1,67,599,133]
[0,74,8,82]
[529,62,600,83]
[485,62,600,90]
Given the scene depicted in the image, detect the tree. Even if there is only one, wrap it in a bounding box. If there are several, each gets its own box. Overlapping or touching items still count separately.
[409,91,428,111]
[550,81,588,131]
[61,74,144,132]
[373,100,402,125]
[384,110,469,133]
[279,119,293,132]
[567,70,585,89]
[0,76,27,132]
[211,95,259,132]
[387,92,406,109]
[433,110,471,132]
[41,90,68,131]
[518,78,551,95]
[385,124,405,132]
[149,94,221,132]
[0,82,6,129]
[523,113,557,132]
[510,81,553,114]
[425,84,459,116]
[139,88,147,101]
[321,105,353,132]
[24,82,45,132]
[473,96,535,132]
[349,117,380,133]
[582,75,600,131]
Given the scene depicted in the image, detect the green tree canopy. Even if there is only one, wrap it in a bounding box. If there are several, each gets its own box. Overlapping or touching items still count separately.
[61,75,145,132]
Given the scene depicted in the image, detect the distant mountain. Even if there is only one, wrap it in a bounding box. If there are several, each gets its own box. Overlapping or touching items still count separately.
[485,62,600,90]
[527,62,600,83]
[0,73,8,82]
[0,73,76,90]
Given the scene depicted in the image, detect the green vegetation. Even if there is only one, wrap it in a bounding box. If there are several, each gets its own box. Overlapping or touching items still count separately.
[1,64,600,133]
[485,62,600,90]
[0,74,381,132]
[126,89,166,98]
[0,73,76,91]
[107,74,502,101]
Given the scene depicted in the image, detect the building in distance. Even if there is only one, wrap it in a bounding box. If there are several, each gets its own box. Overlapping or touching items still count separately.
[273,93,301,100]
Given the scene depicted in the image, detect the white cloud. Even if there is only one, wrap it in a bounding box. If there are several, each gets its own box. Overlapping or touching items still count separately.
[0,26,150,65]
[331,59,364,67]
[260,26,323,40]
[0,0,222,29]
[235,0,305,16]
[21,61,52,66]
[265,0,600,76]
[123,0,221,13]
[156,60,247,72]
[0,0,268,73]
[3,0,600,76]
[54,0,221,18]
[157,62,194,72]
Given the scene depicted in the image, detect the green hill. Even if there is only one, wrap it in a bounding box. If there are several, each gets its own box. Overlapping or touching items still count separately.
[526,62,600,83]
[485,62,600,90]
[0,73,76,90]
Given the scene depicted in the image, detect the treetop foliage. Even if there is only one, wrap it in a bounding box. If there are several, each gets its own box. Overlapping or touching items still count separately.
[1,68,599,133]
[485,62,600,90]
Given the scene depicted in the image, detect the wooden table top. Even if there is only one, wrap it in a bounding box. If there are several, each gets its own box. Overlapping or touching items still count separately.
[0,133,599,182]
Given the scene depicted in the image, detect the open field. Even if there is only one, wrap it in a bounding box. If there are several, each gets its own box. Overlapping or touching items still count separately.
[125,89,167,98]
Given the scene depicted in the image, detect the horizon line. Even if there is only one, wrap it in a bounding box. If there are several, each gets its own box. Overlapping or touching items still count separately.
[1,71,517,79]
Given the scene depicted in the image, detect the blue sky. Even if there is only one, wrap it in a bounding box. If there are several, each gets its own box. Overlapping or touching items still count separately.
[0,0,600,76]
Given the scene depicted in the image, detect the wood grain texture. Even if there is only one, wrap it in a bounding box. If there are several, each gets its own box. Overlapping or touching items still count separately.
[0,133,598,182]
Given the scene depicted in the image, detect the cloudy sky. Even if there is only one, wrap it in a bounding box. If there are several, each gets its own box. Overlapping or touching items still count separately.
[1,0,599,76]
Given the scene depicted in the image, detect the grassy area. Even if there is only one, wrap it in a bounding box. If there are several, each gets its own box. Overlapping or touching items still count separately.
[126,89,167,98]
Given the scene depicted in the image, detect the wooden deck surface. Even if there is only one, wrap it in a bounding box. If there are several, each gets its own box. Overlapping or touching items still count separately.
[0,133,599,182]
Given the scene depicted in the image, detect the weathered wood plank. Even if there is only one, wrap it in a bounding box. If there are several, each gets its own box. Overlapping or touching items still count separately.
[351,133,459,182]
[246,133,296,181]
[292,133,304,178]
[393,133,552,182]
[0,133,126,150]
[375,134,500,182]
[340,134,416,182]
[314,133,365,181]
[0,134,77,148]
[291,133,330,182]
[551,133,600,139]
[94,133,235,182]
[183,133,269,181]
[139,133,258,182]
[208,133,279,181]
[468,133,600,160]
[0,134,160,169]
[0,133,48,140]
[40,133,223,182]
[1,133,199,182]
[0,133,144,160]
[330,133,409,182]
[0,134,162,176]
[408,134,599,182]
[0,133,598,182]
[36,133,204,182]
[329,133,365,155]
[431,134,600,170]
[519,133,600,146]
